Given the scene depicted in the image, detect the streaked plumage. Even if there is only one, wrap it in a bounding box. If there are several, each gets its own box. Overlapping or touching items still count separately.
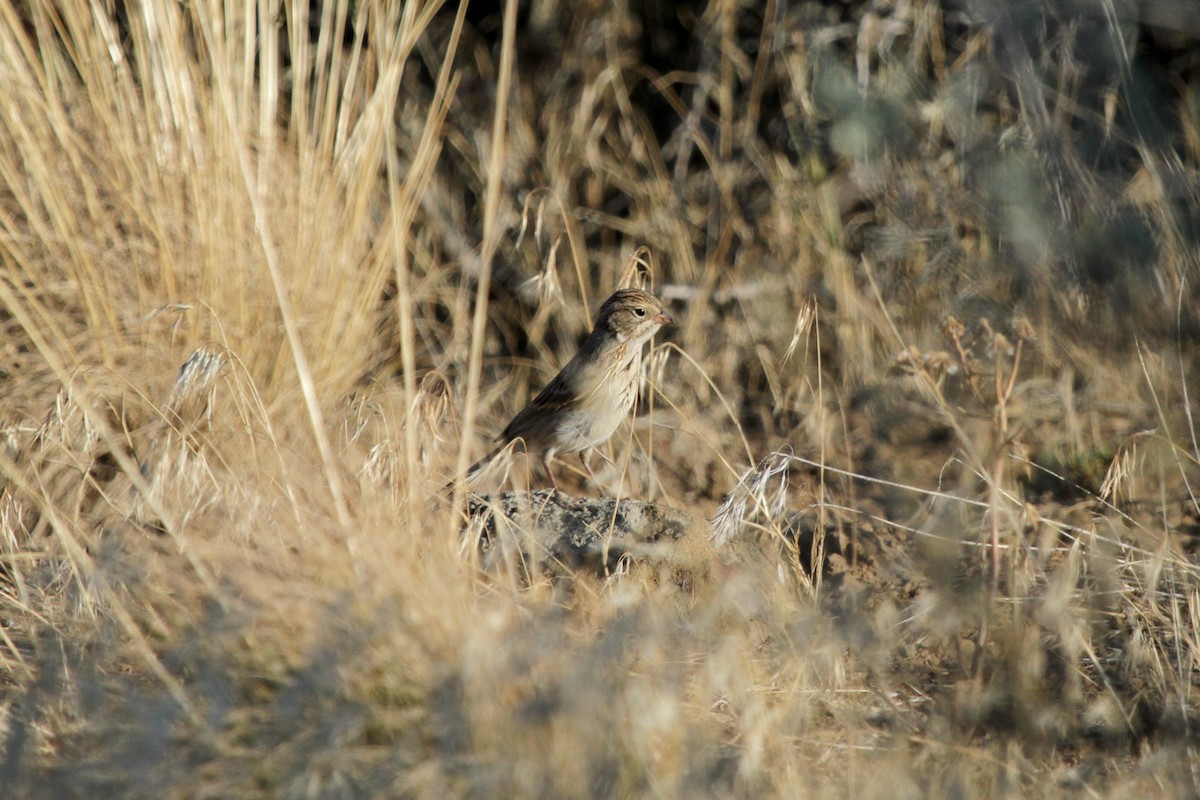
[470,288,674,491]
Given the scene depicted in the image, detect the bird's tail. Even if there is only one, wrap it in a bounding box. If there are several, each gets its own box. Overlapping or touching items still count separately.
[443,441,509,495]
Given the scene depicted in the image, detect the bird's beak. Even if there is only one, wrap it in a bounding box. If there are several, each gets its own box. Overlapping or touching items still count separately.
[654,311,675,326]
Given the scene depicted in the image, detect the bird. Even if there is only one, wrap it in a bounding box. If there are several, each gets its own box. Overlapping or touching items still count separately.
[466,287,674,492]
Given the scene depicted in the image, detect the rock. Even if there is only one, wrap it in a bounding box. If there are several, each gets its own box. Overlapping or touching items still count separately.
[462,490,744,599]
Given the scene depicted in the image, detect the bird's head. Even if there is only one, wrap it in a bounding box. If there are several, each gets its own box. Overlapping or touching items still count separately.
[596,288,674,344]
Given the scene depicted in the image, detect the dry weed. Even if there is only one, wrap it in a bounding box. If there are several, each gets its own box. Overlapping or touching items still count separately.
[1,1,1200,798]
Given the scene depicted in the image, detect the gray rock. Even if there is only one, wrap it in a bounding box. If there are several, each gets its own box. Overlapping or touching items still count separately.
[462,490,745,600]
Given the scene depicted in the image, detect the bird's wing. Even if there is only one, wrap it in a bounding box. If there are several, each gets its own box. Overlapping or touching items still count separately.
[498,367,581,441]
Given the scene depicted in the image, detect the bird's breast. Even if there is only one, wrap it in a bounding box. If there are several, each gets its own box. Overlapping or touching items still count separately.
[556,347,642,450]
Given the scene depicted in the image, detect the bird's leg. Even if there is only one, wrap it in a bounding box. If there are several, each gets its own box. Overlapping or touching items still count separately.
[578,450,602,493]
[541,453,559,493]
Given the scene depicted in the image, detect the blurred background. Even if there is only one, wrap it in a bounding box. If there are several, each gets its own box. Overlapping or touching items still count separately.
[2,1,1200,796]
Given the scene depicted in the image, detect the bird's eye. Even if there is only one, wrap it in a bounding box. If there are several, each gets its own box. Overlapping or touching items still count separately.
[634,307,646,317]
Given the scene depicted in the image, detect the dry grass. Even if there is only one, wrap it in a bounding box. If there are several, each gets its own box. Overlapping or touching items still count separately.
[2,0,1200,797]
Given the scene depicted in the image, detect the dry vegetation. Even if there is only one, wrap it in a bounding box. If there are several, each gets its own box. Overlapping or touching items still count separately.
[2,0,1200,796]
